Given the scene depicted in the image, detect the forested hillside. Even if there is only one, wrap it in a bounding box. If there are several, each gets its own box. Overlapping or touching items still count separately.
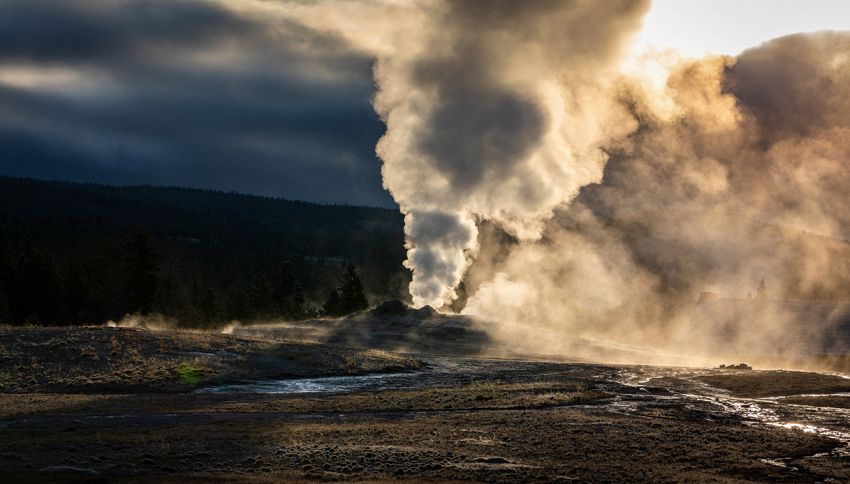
[0,177,408,326]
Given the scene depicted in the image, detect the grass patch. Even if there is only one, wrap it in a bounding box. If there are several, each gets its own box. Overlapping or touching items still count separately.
[177,362,204,385]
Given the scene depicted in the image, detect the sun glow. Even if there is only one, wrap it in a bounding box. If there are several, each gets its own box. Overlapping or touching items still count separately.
[637,0,850,58]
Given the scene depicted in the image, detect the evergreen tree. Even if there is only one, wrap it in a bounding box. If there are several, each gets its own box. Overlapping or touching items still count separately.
[322,288,341,317]
[338,262,369,314]
[0,178,411,327]
[269,261,307,319]
[61,260,89,325]
[190,276,203,309]
[303,303,319,319]
[158,254,176,314]
[223,285,249,321]
[0,231,12,288]
[0,289,11,325]
[0,233,13,324]
[271,261,297,316]
[290,282,306,320]
[249,271,273,317]
[11,237,62,324]
[122,231,159,314]
[188,271,219,324]
[200,287,218,323]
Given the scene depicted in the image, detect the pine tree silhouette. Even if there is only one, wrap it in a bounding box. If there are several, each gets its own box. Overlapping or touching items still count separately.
[250,271,273,317]
[290,282,306,319]
[338,262,368,314]
[223,285,250,321]
[122,231,159,314]
[272,261,295,315]
[201,287,218,323]
[0,289,11,325]
[323,288,342,317]
[61,260,89,325]
[12,236,62,324]
[0,233,13,324]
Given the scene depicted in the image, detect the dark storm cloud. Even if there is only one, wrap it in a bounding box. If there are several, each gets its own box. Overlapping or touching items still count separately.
[0,0,392,207]
[0,0,252,62]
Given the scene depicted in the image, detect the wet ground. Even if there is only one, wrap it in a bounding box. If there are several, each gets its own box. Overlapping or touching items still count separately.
[3,354,850,482]
[204,357,850,457]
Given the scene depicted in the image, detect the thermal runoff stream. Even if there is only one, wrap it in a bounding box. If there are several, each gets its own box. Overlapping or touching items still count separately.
[203,357,850,463]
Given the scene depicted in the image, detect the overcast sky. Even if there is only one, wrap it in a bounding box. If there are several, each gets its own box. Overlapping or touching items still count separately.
[0,0,392,207]
[1,0,849,208]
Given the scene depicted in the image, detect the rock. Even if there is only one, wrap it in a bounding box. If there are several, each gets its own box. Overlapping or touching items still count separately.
[369,300,439,320]
[371,299,409,317]
[411,305,437,319]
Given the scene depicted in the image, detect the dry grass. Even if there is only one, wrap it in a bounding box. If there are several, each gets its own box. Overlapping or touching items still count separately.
[4,328,850,481]
[0,379,843,483]
[696,370,850,398]
[0,327,422,393]
[780,395,850,408]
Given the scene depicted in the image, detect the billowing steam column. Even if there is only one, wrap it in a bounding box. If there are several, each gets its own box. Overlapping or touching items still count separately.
[372,0,650,308]
[403,210,478,308]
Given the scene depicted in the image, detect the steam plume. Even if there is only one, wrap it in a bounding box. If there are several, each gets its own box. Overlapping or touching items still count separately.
[280,2,850,363]
[463,32,850,362]
[371,0,650,307]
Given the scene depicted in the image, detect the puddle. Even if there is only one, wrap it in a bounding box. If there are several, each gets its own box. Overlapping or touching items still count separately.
[199,372,423,394]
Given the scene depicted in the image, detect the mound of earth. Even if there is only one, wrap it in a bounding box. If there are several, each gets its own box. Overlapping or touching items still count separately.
[370,299,438,320]
[325,300,492,355]
[234,300,493,356]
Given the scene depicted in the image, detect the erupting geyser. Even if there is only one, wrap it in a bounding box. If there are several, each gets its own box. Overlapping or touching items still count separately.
[372,0,651,308]
[291,1,850,363]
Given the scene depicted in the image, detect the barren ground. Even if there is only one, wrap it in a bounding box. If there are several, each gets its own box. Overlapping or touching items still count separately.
[2,327,850,482]
[0,327,422,393]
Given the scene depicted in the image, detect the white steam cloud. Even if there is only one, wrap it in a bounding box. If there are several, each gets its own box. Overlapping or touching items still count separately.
[274,1,850,364]
[461,33,850,363]
[371,0,650,307]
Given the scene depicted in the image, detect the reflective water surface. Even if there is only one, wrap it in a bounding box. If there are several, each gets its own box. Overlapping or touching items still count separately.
[201,356,850,455]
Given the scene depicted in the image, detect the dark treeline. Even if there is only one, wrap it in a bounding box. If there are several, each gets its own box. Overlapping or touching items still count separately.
[0,177,406,327]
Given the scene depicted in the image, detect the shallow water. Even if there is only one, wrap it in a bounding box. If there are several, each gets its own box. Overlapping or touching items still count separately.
[199,372,424,394]
[199,356,581,395]
[610,366,850,454]
[201,356,850,454]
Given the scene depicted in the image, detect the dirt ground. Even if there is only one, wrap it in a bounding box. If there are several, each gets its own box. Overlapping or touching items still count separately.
[3,328,850,482]
[0,327,422,393]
